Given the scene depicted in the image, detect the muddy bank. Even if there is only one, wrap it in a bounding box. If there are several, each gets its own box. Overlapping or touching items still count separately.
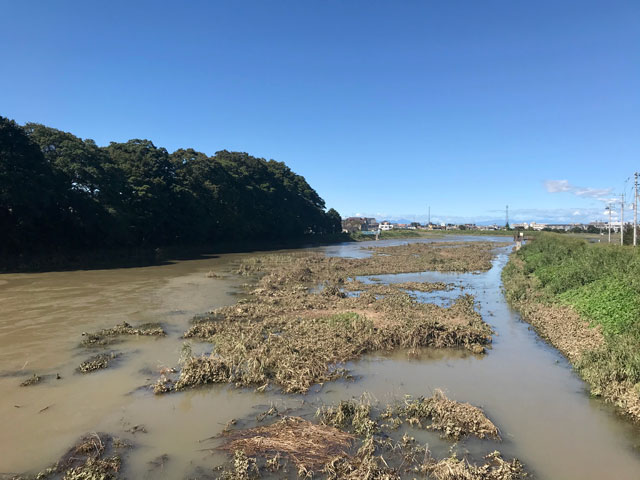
[502,255,640,421]
[155,242,500,394]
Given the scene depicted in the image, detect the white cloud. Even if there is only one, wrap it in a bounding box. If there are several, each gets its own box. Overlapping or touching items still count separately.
[544,180,572,193]
[544,179,613,201]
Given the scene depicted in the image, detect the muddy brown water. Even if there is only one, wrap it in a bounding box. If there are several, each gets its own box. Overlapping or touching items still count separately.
[1,237,640,479]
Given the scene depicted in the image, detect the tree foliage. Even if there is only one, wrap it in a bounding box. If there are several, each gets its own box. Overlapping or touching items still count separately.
[0,116,341,255]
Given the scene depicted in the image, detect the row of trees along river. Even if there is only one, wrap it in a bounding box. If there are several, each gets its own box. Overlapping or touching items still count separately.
[0,116,342,263]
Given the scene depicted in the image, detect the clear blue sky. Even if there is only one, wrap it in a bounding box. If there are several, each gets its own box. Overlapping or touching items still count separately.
[1,1,638,224]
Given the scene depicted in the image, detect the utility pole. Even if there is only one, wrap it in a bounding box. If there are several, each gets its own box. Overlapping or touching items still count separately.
[621,193,625,246]
[606,205,612,243]
[428,205,431,226]
[634,172,638,247]
[506,205,509,230]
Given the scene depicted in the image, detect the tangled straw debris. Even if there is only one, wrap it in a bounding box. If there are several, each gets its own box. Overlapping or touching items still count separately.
[421,451,527,480]
[81,321,165,347]
[214,392,523,480]
[78,352,120,374]
[19,373,41,387]
[156,242,501,395]
[10,433,124,480]
[219,416,354,473]
[393,389,500,440]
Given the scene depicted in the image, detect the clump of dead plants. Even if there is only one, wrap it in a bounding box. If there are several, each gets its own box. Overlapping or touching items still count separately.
[214,392,524,480]
[10,433,125,480]
[388,389,500,440]
[157,242,500,395]
[219,417,354,473]
[20,373,41,387]
[420,451,527,480]
[160,294,490,394]
[77,352,120,373]
[81,321,165,347]
[317,398,377,437]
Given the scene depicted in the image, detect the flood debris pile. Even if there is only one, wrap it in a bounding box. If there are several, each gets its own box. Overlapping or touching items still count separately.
[156,243,498,395]
[19,373,41,387]
[77,352,120,373]
[237,241,502,281]
[392,281,451,293]
[341,280,453,297]
[214,394,525,480]
[364,242,502,274]
[388,389,500,440]
[11,433,125,480]
[81,321,165,347]
[219,417,354,473]
[421,451,527,480]
[317,398,377,437]
[160,293,490,394]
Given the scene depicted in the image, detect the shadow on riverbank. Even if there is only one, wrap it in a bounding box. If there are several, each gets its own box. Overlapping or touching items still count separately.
[0,233,354,274]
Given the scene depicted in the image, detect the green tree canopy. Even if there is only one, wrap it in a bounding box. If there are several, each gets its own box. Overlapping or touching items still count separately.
[1,116,339,255]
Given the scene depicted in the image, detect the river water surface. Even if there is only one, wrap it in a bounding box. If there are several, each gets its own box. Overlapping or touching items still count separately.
[1,237,639,478]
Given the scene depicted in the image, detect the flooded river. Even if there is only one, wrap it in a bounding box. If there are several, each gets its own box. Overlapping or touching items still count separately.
[1,237,639,478]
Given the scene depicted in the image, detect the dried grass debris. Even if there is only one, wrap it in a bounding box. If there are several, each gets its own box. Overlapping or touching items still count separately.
[15,433,124,480]
[78,353,119,374]
[219,416,354,472]
[81,322,165,347]
[20,373,41,387]
[395,389,500,440]
[421,451,527,480]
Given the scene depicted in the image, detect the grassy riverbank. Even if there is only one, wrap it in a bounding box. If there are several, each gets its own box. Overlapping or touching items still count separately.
[502,233,640,420]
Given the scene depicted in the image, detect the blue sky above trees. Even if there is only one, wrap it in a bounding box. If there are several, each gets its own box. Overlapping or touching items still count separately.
[1,1,638,224]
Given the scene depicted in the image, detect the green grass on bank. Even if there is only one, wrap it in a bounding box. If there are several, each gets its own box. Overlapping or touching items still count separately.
[503,233,640,394]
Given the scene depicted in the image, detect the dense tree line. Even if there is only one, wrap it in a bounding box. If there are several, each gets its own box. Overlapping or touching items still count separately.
[0,116,342,256]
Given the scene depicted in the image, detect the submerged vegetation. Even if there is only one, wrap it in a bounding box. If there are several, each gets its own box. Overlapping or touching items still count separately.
[502,233,640,420]
[19,373,41,387]
[388,389,500,440]
[81,321,165,347]
[10,433,125,480]
[78,353,120,373]
[154,242,500,394]
[214,394,523,480]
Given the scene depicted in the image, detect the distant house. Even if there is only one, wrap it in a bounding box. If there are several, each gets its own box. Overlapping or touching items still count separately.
[512,222,547,231]
[544,224,578,232]
[342,217,379,233]
[379,221,393,231]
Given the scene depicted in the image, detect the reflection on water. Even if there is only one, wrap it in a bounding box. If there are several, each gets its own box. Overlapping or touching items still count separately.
[0,238,639,479]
